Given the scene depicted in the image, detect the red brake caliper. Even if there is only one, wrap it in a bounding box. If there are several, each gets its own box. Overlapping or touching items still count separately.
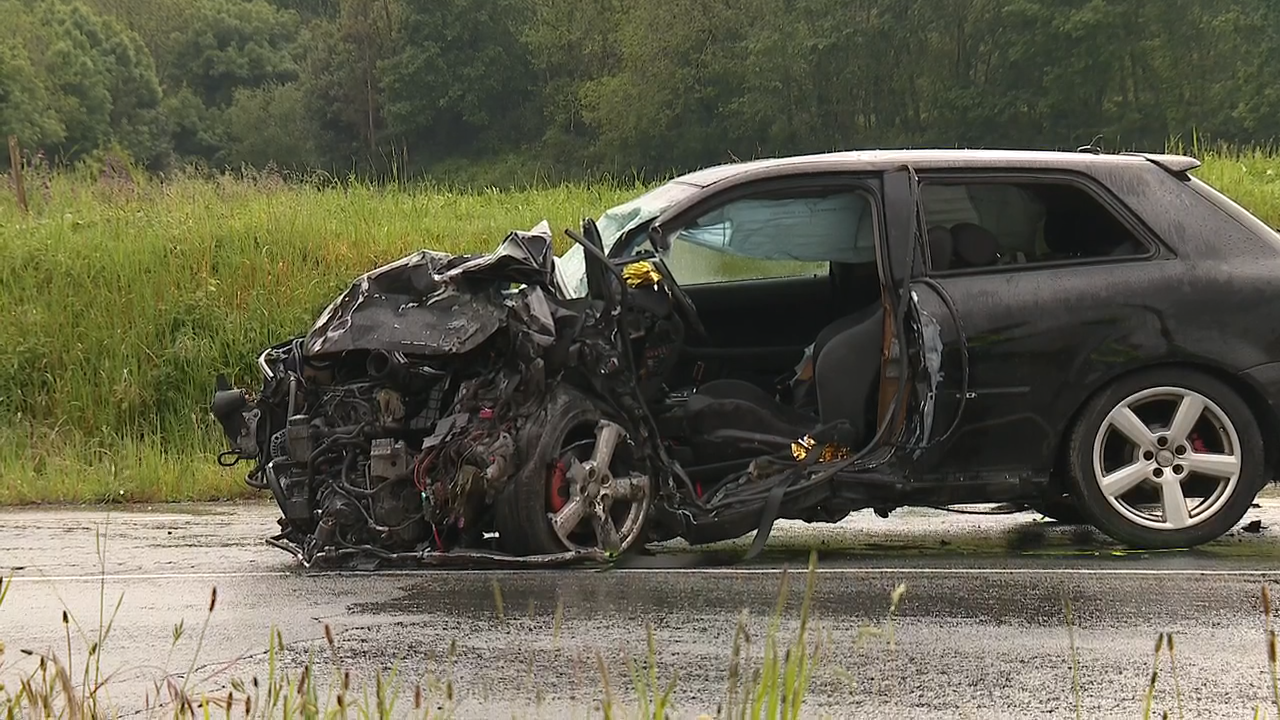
[1189,432,1208,453]
[548,459,569,512]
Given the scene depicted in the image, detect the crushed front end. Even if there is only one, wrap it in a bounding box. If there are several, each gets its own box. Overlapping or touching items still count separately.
[210,223,672,568]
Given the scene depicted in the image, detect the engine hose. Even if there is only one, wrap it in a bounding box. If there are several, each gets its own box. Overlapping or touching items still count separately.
[334,451,377,497]
[264,459,290,511]
[305,423,369,482]
[325,458,381,529]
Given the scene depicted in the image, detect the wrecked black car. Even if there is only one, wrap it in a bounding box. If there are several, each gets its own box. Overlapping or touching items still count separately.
[213,149,1280,564]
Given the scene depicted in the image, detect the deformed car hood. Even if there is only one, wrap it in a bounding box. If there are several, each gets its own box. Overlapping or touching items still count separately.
[304,222,556,357]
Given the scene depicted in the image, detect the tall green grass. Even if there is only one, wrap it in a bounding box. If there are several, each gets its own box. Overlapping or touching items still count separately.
[0,166,642,502]
[0,150,1278,503]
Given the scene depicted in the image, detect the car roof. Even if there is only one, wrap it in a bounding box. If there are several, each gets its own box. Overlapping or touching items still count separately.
[672,149,1201,188]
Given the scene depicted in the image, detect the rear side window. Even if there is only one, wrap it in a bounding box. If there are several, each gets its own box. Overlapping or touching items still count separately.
[660,189,876,285]
[921,180,1152,272]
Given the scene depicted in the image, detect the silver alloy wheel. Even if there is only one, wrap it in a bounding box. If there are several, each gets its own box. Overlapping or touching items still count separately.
[547,420,651,554]
[1092,386,1242,531]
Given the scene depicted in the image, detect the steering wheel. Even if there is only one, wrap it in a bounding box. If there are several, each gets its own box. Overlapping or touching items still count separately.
[646,254,709,342]
[566,220,709,342]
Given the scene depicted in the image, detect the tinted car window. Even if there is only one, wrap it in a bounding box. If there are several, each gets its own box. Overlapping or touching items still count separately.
[921,180,1150,270]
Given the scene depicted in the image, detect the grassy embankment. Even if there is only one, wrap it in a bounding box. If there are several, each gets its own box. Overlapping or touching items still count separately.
[1,150,1279,504]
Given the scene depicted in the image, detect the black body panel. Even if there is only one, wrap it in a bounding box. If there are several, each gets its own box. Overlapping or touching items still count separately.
[909,162,1280,480]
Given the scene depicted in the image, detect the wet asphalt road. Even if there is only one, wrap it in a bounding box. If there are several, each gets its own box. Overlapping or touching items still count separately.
[2,500,1280,719]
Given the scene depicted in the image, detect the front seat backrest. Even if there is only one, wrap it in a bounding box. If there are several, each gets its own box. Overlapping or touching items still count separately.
[814,304,885,446]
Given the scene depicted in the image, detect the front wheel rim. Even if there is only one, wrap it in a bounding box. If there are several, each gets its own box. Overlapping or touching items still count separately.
[546,419,651,554]
[1092,386,1242,532]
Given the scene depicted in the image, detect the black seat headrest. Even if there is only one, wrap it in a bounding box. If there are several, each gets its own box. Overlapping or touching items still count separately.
[950,222,1000,268]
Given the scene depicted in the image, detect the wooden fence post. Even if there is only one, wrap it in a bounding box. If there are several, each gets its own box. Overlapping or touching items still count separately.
[8,135,28,214]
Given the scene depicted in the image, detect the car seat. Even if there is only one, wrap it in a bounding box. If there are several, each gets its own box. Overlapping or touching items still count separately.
[682,302,885,462]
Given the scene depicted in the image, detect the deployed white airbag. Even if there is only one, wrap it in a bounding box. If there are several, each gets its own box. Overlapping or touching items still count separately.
[675,192,875,263]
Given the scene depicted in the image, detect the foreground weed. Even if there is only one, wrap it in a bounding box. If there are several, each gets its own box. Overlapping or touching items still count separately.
[622,623,678,720]
[1266,584,1280,718]
[1167,633,1184,720]
[1064,595,1082,720]
[721,550,830,720]
[1143,633,1166,719]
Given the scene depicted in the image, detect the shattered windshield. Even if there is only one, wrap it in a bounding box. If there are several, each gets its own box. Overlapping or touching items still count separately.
[554,180,700,297]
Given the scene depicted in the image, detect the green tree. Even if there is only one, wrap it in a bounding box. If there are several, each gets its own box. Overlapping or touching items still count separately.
[521,0,623,165]
[9,0,1280,175]
[381,0,535,166]
[21,0,169,165]
[222,82,318,168]
[82,0,196,78]
[0,37,63,147]
[296,0,400,171]
[167,0,301,110]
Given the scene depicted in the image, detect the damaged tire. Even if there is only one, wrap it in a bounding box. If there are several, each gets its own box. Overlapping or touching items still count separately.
[495,386,652,556]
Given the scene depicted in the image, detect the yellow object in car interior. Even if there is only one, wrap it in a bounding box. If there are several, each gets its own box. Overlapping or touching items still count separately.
[790,435,850,463]
[622,261,663,288]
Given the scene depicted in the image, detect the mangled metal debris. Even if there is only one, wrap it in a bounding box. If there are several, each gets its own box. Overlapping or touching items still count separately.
[212,215,918,569]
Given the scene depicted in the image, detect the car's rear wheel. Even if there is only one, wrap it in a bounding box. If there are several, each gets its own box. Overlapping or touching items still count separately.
[1065,368,1263,549]
[495,386,652,556]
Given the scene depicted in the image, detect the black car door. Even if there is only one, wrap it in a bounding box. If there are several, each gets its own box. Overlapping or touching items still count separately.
[906,171,1173,479]
[874,165,933,441]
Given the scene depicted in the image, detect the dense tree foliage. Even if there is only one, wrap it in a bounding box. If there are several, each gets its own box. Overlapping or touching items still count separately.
[2,0,1279,178]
